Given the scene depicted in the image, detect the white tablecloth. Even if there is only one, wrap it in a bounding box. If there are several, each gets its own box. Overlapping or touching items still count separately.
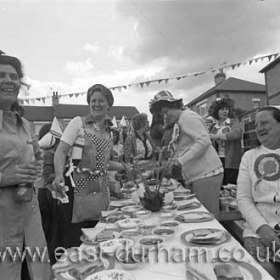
[78,196,274,280]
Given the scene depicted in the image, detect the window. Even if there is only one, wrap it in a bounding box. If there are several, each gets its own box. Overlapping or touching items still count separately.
[252,98,260,109]
[196,100,208,117]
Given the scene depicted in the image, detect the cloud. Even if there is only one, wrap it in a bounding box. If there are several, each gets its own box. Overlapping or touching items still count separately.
[107,45,124,60]
[116,0,280,91]
[64,58,94,77]
[83,42,100,54]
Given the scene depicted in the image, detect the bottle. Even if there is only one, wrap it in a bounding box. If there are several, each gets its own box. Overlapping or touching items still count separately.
[14,183,34,202]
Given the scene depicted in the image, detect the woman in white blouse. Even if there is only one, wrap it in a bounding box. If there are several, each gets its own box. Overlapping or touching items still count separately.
[237,106,280,278]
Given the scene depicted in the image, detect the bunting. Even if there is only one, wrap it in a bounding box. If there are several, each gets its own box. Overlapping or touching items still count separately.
[19,52,280,105]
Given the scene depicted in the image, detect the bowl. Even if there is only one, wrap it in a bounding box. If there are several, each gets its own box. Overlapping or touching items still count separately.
[138,235,165,249]
[139,223,157,235]
[120,229,143,241]
[99,238,134,255]
[152,227,175,240]
[135,209,152,219]
[121,205,143,214]
[116,218,143,229]
[115,248,148,270]
[159,220,180,228]
[162,204,177,213]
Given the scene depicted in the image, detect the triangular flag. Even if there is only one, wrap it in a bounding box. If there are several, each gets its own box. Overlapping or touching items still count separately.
[111,116,118,128]
[123,86,127,90]
[158,79,163,84]
[69,94,74,98]
[176,77,181,81]
[145,81,150,87]
[120,116,127,127]
[164,78,169,84]
[139,83,144,88]
[42,98,46,104]
[50,117,64,139]
[268,55,273,61]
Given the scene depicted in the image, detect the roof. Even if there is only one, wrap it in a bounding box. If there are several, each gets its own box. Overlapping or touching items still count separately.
[23,104,139,122]
[259,56,280,73]
[187,77,266,106]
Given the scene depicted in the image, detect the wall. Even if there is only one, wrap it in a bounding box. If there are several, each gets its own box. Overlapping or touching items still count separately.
[266,63,280,105]
[189,91,266,116]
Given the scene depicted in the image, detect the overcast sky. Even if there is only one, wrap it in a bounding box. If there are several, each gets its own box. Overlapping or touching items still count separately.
[1,0,280,118]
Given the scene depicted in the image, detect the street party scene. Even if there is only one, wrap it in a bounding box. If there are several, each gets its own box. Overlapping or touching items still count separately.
[1,1,280,280]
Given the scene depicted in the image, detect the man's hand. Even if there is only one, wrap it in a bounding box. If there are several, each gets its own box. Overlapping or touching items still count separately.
[1,163,37,187]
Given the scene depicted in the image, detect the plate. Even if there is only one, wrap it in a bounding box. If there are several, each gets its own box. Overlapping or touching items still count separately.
[105,214,130,223]
[174,193,195,201]
[55,255,115,280]
[80,231,119,245]
[181,228,231,246]
[85,269,135,280]
[110,200,135,208]
[115,218,143,229]
[175,211,214,223]
[213,259,262,280]
[176,201,201,211]
[121,205,143,213]
[99,238,134,255]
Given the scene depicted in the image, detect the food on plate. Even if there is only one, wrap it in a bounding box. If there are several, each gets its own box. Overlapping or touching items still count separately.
[191,230,224,241]
[99,238,134,255]
[138,236,164,246]
[68,259,105,280]
[106,214,130,223]
[116,248,147,264]
[116,218,143,229]
[214,263,244,280]
[95,231,116,242]
[120,229,143,239]
[162,204,177,213]
[152,227,175,238]
[160,221,179,228]
[176,212,212,222]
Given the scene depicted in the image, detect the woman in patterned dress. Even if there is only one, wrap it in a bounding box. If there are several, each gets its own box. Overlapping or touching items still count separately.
[52,84,124,251]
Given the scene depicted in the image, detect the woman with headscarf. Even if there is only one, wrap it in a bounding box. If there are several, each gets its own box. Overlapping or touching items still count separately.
[150,90,223,216]
[52,84,125,249]
[0,53,51,279]
[209,98,243,185]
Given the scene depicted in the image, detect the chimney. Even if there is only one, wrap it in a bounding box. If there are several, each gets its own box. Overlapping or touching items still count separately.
[52,91,59,106]
[52,91,59,118]
[214,72,226,86]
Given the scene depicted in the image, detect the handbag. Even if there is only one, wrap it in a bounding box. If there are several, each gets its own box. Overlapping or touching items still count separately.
[71,174,108,223]
[71,117,109,223]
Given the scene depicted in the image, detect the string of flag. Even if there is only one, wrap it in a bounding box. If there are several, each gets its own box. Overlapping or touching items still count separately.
[19,52,280,105]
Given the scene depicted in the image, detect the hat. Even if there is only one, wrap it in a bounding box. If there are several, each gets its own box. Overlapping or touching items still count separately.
[149,90,182,113]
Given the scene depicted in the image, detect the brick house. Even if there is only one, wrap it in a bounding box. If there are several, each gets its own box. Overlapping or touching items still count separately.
[186,73,267,117]
[23,93,139,134]
[260,56,280,106]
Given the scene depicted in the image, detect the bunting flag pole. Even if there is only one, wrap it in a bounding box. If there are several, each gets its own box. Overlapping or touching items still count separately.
[19,52,280,105]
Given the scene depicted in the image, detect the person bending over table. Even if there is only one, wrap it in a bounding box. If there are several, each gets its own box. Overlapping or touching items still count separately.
[149,90,223,216]
[237,106,280,279]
